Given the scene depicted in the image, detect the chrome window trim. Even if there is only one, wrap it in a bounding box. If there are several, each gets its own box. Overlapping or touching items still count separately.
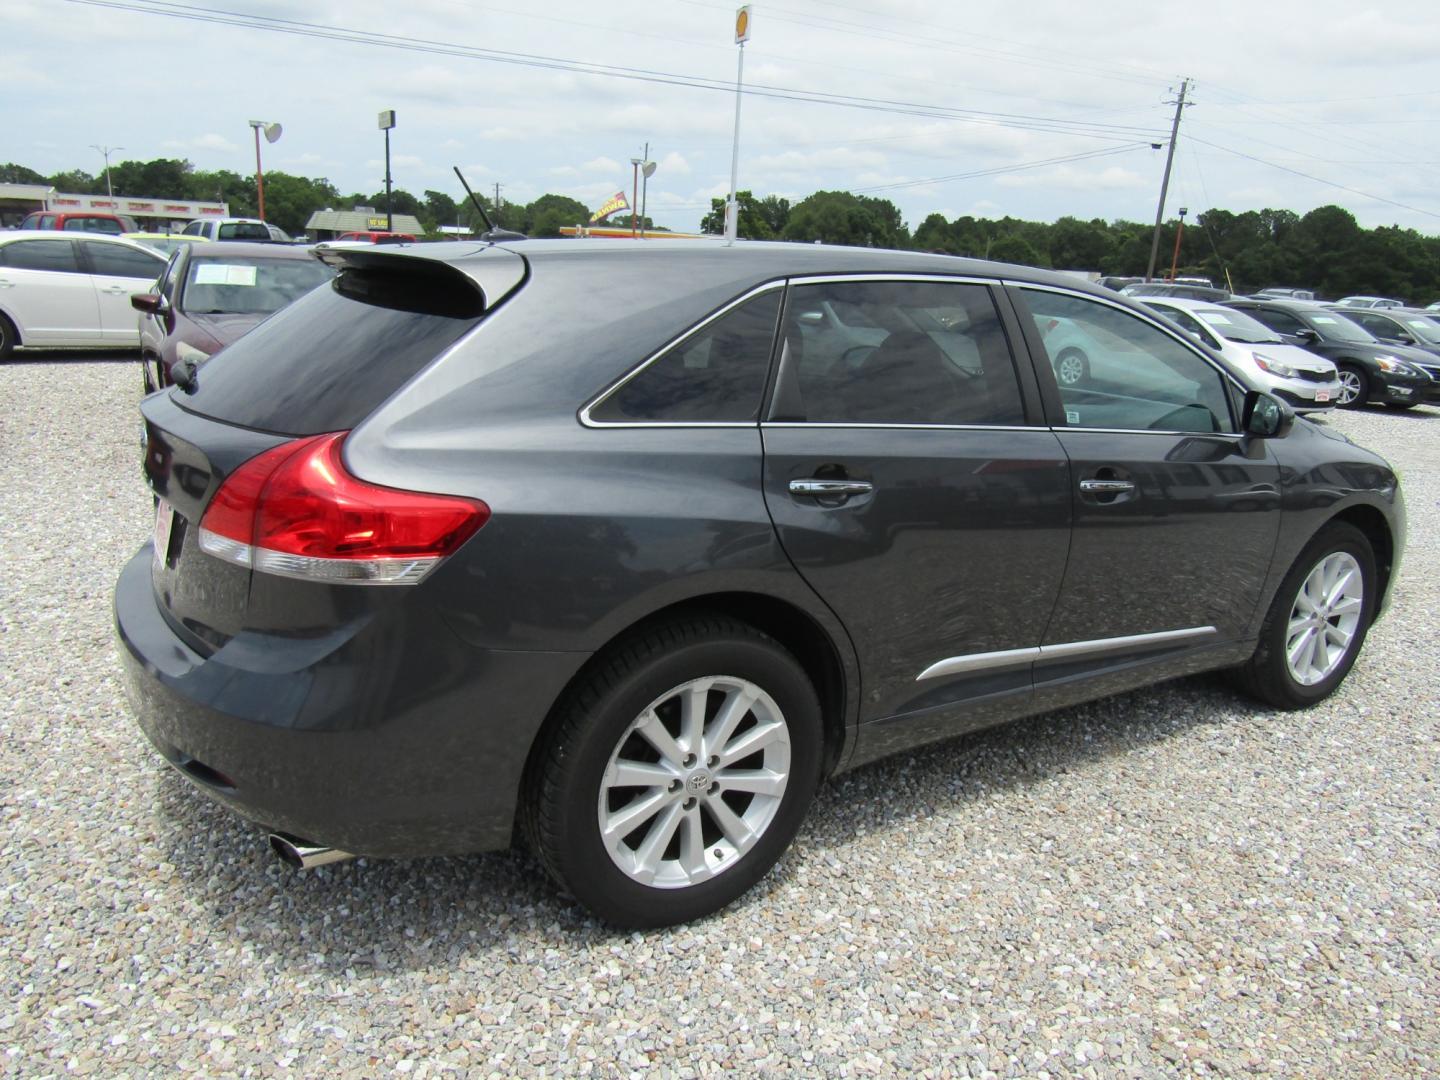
[579,280,787,429]
[760,422,1039,433]
[1006,279,1251,430]
[915,625,1218,682]
[787,272,999,287]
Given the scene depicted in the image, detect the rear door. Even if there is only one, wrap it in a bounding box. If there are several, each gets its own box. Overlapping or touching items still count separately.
[0,238,100,344]
[79,238,167,343]
[761,275,1071,743]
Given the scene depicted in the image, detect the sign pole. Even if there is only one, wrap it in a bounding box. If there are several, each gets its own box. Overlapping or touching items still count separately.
[726,6,752,245]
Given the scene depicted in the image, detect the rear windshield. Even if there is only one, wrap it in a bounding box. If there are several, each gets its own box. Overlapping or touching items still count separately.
[181,256,334,316]
[217,223,273,241]
[177,265,484,435]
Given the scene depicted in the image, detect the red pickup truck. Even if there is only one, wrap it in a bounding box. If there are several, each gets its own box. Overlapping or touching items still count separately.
[20,211,137,234]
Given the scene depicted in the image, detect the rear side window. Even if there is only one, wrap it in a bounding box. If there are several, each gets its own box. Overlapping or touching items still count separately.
[178,265,483,436]
[589,290,781,423]
[781,279,1024,425]
[1,239,81,273]
[65,216,123,234]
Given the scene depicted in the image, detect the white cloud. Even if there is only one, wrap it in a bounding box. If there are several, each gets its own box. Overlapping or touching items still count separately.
[162,133,240,154]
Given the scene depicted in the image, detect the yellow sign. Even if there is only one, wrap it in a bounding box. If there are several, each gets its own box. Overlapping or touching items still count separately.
[589,191,630,223]
[367,216,390,229]
[735,4,751,43]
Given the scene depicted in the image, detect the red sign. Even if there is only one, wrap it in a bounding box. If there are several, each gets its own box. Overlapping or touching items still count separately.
[126,202,156,212]
[200,207,225,216]
[92,200,118,208]
[164,204,190,212]
[54,197,82,206]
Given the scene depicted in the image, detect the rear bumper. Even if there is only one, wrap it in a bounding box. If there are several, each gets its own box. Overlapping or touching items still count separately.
[114,545,588,857]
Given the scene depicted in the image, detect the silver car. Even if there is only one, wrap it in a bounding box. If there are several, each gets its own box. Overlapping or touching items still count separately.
[1141,298,1342,413]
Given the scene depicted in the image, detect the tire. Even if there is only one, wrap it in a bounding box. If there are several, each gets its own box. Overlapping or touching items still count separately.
[523,615,823,928]
[1234,522,1376,710]
[141,354,159,395]
[1335,364,1368,408]
[1055,348,1089,387]
[0,313,17,360]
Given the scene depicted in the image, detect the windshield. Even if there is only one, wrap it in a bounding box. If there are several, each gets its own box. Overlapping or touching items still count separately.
[181,256,334,315]
[1309,312,1378,344]
[1193,307,1282,344]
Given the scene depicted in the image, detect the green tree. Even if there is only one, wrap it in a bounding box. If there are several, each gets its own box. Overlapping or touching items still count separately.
[0,163,47,184]
[523,193,590,237]
[987,234,1045,267]
[780,191,907,248]
[421,189,459,233]
[1048,216,1113,270]
[47,169,99,194]
[699,190,780,238]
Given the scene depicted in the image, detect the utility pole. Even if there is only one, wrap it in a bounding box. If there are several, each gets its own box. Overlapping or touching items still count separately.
[493,183,502,225]
[1146,78,1190,282]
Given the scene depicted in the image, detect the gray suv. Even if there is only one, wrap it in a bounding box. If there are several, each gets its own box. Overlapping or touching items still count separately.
[115,240,1405,926]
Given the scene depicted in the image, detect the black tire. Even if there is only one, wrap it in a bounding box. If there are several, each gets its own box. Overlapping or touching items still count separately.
[0,313,17,360]
[1336,364,1369,408]
[1234,522,1376,710]
[523,615,822,928]
[1055,348,1089,387]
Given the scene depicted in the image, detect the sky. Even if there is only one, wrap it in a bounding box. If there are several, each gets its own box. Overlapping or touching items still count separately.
[5,0,1438,235]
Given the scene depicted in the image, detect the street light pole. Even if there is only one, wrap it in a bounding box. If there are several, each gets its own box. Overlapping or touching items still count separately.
[630,157,642,239]
[90,145,123,199]
[248,121,282,221]
[1169,207,1188,282]
[378,110,397,233]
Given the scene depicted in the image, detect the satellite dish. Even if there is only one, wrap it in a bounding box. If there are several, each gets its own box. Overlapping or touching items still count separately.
[264,123,283,144]
[641,161,657,179]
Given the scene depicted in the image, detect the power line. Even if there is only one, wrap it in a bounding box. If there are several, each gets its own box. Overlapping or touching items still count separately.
[62,0,1167,144]
[850,144,1148,194]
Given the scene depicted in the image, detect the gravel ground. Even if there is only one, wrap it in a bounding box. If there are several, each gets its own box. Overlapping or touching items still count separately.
[1,358,1436,1078]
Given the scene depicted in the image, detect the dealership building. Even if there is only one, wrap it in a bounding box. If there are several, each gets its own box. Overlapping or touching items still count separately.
[0,183,228,230]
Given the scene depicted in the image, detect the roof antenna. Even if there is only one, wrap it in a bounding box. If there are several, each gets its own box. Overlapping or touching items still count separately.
[452,166,526,243]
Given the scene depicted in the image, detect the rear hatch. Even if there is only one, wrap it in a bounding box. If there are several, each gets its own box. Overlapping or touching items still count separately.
[141,244,526,654]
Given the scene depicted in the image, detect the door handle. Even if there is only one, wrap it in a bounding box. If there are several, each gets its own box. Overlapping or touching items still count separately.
[789,479,874,498]
[99,286,130,294]
[1079,479,1135,494]
[0,279,13,288]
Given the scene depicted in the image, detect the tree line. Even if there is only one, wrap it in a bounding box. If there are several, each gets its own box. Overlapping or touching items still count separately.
[5,159,1435,301]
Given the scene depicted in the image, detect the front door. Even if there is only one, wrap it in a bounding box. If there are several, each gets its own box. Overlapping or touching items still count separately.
[1012,285,1281,685]
[761,276,1072,748]
[80,239,166,344]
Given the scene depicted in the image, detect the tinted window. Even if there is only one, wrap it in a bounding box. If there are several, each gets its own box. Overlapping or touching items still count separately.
[1,239,81,274]
[590,291,781,423]
[1245,307,1307,336]
[179,256,334,315]
[65,217,123,235]
[217,223,273,241]
[157,251,185,300]
[181,221,204,236]
[1308,312,1375,343]
[782,279,1024,425]
[1024,289,1234,433]
[84,241,165,280]
[179,266,484,436]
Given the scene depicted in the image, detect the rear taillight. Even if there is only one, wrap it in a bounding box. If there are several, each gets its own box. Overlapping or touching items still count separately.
[198,432,489,585]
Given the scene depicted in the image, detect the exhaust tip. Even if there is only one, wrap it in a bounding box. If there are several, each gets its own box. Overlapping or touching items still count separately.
[268,832,354,870]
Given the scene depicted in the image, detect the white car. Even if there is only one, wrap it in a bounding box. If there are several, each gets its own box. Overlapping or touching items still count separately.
[1140,297,1342,413]
[179,217,282,242]
[0,231,167,357]
[1334,295,1404,310]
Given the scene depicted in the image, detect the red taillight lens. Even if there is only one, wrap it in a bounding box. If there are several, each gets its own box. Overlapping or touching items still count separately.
[198,432,489,585]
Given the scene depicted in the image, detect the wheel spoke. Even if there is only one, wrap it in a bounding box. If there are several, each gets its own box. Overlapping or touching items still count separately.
[609,759,677,788]
[717,719,784,766]
[705,795,753,847]
[602,788,671,843]
[680,682,710,756]
[703,686,757,760]
[1329,595,1362,618]
[1292,589,1319,617]
[677,806,707,880]
[631,802,684,882]
[714,768,786,797]
[1324,623,1353,650]
[635,710,686,768]
[1287,612,1312,638]
[1287,627,1317,676]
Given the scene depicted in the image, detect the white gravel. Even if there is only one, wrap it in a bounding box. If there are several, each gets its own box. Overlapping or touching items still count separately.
[1,357,1437,1077]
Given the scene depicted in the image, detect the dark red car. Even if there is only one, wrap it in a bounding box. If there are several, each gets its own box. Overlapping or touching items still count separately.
[133,242,333,392]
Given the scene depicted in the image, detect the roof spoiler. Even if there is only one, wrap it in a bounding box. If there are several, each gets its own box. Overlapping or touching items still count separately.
[310,243,528,319]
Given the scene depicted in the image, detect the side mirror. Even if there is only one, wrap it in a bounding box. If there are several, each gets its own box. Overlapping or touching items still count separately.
[131,293,162,314]
[1294,327,1320,343]
[1394,332,1415,344]
[1242,390,1294,439]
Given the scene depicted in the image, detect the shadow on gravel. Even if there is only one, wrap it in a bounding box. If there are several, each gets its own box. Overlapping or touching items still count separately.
[147,669,1264,968]
[1355,404,1438,421]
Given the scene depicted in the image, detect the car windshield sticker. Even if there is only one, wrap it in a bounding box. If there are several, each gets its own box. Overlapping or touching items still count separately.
[194,264,258,287]
[1065,409,1080,424]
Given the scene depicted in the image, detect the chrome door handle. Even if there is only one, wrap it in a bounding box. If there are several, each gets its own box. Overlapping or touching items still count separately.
[0,279,13,288]
[1079,479,1135,494]
[100,286,130,294]
[789,479,874,498]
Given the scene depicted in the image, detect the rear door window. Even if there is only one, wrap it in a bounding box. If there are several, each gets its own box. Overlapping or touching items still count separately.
[82,240,165,280]
[217,223,273,241]
[177,263,485,436]
[588,290,782,423]
[779,279,1025,425]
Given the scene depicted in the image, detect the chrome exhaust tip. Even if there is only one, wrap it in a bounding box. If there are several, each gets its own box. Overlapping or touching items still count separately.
[268,832,355,870]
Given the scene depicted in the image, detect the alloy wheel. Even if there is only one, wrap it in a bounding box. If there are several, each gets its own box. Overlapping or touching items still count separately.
[1057,352,1086,386]
[1285,552,1364,686]
[1336,370,1363,406]
[597,676,791,889]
